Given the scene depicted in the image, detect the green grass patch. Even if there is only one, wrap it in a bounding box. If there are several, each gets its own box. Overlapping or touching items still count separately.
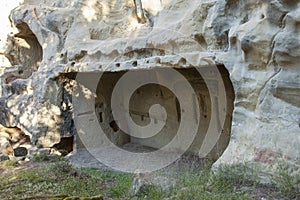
[271,163,300,199]
[2,160,19,167]
[79,168,133,198]
[0,161,132,199]
[33,153,64,162]
[0,160,299,199]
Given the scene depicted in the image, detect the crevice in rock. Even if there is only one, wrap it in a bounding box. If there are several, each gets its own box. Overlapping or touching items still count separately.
[134,0,146,24]
[266,12,288,68]
[257,68,282,107]
[56,73,77,138]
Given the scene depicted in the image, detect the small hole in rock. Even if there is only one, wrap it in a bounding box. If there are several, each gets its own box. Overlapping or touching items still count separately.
[99,112,103,123]
[110,120,119,132]
[71,62,75,66]
[132,61,138,67]
[53,136,74,156]
[155,57,161,64]
[115,63,120,67]
[18,70,23,74]
[178,58,187,65]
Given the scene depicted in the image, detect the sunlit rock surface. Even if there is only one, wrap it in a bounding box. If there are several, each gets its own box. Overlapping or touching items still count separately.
[0,0,299,177]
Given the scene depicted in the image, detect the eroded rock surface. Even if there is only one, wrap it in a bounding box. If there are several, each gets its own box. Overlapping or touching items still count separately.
[0,0,299,177]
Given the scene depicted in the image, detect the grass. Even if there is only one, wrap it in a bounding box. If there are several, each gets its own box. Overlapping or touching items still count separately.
[33,153,64,162]
[0,157,299,200]
[138,165,253,200]
[271,163,300,199]
[3,160,19,167]
[79,168,133,198]
[0,160,133,199]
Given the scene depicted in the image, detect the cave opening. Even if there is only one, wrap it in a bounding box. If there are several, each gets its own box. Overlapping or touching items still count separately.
[4,22,43,81]
[92,65,235,161]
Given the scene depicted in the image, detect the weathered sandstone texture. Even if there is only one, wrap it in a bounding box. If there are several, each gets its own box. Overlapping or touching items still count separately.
[0,0,299,176]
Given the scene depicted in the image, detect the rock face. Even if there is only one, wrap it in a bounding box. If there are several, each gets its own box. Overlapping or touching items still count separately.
[0,0,25,95]
[0,0,299,175]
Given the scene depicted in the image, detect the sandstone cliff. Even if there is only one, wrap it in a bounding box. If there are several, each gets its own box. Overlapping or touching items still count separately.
[0,0,299,176]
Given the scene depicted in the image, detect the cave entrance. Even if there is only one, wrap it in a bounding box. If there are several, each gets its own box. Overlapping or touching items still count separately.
[93,65,234,160]
[4,22,43,80]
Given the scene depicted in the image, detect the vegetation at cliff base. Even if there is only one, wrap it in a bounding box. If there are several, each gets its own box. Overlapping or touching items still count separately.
[0,158,299,200]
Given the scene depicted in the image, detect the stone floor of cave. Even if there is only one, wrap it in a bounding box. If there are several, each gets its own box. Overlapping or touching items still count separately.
[67,142,207,173]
